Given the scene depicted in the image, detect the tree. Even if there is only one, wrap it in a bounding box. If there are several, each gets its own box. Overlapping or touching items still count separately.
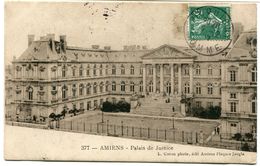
[233,133,242,141]
[207,106,221,119]
[102,101,117,112]
[49,113,56,121]
[117,101,131,113]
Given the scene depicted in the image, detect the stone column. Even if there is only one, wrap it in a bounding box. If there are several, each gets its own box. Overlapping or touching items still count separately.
[153,64,156,93]
[142,64,146,95]
[171,64,175,95]
[160,64,164,93]
[178,64,182,95]
[189,64,193,94]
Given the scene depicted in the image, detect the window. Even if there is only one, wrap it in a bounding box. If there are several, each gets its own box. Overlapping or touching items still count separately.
[230,102,237,112]
[208,83,213,94]
[121,65,125,75]
[72,84,77,97]
[79,66,83,76]
[93,64,97,76]
[195,101,202,108]
[252,95,256,113]
[62,65,66,77]
[230,71,236,82]
[72,67,76,77]
[148,67,153,75]
[130,65,135,75]
[79,84,84,96]
[195,65,200,75]
[139,81,143,92]
[184,65,189,75]
[86,65,90,76]
[112,65,116,75]
[184,83,190,94]
[27,86,33,100]
[195,83,201,94]
[93,82,97,94]
[140,67,143,75]
[105,65,108,75]
[230,123,237,127]
[251,66,257,82]
[105,81,109,92]
[62,85,68,99]
[130,82,135,92]
[121,81,125,92]
[207,102,213,107]
[112,81,116,91]
[100,64,103,76]
[99,82,104,93]
[230,93,236,99]
[148,81,153,92]
[86,83,91,95]
[208,65,213,75]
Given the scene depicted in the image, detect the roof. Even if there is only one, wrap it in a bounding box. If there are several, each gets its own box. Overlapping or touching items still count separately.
[225,29,257,60]
[17,41,60,61]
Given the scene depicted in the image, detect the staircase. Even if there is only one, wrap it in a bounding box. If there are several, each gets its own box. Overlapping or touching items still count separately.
[132,94,183,117]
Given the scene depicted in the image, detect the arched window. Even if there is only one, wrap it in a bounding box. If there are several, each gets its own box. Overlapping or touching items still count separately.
[130,65,135,75]
[62,65,66,77]
[166,82,171,94]
[93,82,97,94]
[62,85,68,99]
[121,81,125,92]
[139,81,143,92]
[79,84,84,96]
[184,82,190,94]
[130,81,135,92]
[72,84,77,97]
[27,86,33,100]
[112,81,116,91]
[93,64,97,76]
[86,64,90,76]
[121,65,125,75]
[99,64,103,76]
[105,81,109,92]
[86,83,91,95]
[195,65,200,75]
[99,82,104,93]
[112,65,116,75]
[148,81,153,92]
[251,66,257,82]
[208,83,213,94]
[195,83,201,94]
[208,65,213,75]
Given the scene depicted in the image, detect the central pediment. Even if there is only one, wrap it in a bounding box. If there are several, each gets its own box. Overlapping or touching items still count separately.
[141,44,195,59]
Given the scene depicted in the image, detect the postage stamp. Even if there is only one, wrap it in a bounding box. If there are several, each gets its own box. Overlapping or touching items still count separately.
[184,5,233,56]
[189,6,231,40]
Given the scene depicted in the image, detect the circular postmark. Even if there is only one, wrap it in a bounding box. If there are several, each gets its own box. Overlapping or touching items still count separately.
[184,6,234,56]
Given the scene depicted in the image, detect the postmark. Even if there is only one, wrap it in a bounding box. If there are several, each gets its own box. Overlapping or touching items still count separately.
[184,6,233,56]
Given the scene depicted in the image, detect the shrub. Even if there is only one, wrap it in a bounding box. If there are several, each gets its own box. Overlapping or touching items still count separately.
[245,133,253,141]
[233,133,242,141]
[102,101,131,113]
[207,106,221,119]
[241,143,250,151]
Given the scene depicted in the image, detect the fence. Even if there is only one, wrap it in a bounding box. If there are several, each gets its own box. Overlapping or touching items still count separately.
[57,120,205,145]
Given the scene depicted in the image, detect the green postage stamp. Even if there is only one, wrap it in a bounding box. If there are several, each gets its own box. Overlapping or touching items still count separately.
[189,6,231,40]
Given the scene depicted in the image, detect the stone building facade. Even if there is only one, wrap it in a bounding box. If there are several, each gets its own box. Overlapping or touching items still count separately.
[6,29,257,138]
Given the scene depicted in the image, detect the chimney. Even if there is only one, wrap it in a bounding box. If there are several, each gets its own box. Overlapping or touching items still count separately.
[60,35,67,53]
[28,35,35,47]
[92,45,100,49]
[104,46,111,50]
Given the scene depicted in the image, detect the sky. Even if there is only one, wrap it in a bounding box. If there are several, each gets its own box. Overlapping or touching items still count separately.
[4,1,257,64]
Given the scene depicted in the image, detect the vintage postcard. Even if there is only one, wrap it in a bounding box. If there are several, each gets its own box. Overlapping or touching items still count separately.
[4,0,257,163]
